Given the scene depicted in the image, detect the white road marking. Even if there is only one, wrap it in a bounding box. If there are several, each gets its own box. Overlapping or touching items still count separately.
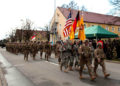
[14,64,25,67]
[45,61,59,66]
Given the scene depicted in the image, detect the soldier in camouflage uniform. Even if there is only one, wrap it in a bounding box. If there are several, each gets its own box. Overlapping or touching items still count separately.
[73,41,79,69]
[23,42,30,61]
[78,40,96,80]
[60,41,69,72]
[39,41,44,59]
[44,41,51,61]
[94,43,110,78]
[60,40,72,72]
[31,41,38,60]
[55,42,61,64]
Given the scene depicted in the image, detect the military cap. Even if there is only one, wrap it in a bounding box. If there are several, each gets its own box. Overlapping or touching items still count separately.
[83,39,89,43]
[97,42,102,46]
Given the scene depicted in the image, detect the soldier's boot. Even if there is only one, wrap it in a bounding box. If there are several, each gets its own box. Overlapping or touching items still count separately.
[58,57,61,64]
[45,54,47,60]
[64,68,69,73]
[90,76,96,81]
[101,64,110,78]
[40,52,42,59]
[47,56,49,61]
[79,66,84,79]
[69,66,73,71]
[94,64,98,77]
[33,56,35,60]
[60,65,62,71]
[26,56,28,61]
[24,56,25,60]
[87,64,96,81]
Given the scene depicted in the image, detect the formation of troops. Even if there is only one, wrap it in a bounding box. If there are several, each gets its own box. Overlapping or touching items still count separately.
[6,39,120,81]
[6,41,52,61]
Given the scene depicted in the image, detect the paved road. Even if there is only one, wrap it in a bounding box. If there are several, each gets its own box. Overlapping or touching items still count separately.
[0,48,120,86]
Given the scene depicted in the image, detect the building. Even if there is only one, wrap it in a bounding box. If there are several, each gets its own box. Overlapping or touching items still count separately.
[50,7,120,42]
[15,29,49,42]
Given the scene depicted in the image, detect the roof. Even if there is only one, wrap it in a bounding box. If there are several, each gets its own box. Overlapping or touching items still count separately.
[58,7,120,26]
[15,29,48,37]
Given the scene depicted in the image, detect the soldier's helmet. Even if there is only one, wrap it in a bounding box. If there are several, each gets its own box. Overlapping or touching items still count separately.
[83,39,89,43]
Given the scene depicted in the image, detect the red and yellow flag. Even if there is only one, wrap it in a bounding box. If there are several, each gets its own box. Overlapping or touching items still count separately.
[69,12,79,40]
[78,14,86,41]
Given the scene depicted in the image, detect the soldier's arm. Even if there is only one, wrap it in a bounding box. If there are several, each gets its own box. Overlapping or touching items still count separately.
[94,49,98,59]
[78,46,83,54]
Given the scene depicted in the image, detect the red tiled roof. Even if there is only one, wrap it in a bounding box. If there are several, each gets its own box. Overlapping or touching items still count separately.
[58,7,120,26]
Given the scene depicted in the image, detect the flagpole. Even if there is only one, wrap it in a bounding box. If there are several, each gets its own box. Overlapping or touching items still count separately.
[54,0,56,44]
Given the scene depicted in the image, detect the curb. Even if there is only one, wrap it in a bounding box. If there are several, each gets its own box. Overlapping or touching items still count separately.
[106,60,120,64]
[0,64,7,86]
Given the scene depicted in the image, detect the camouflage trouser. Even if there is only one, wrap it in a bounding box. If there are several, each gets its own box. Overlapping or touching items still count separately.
[69,55,74,67]
[24,51,29,61]
[79,55,94,78]
[74,54,79,67]
[94,58,106,75]
[60,52,70,69]
[40,50,43,58]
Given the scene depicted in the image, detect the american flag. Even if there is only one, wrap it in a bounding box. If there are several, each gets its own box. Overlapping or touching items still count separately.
[63,11,72,37]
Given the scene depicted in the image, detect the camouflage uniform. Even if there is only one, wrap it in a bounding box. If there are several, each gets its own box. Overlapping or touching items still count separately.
[73,42,79,68]
[78,40,95,80]
[44,41,51,61]
[94,43,110,78]
[39,42,44,59]
[31,42,38,60]
[23,43,30,61]
[60,41,72,72]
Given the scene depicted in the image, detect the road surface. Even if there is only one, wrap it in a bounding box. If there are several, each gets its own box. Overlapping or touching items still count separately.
[0,48,120,86]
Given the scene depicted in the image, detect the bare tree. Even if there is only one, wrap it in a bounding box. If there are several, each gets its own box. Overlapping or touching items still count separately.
[61,1,79,10]
[9,29,16,42]
[109,0,120,16]
[44,25,50,41]
[61,1,88,11]
[21,19,34,42]
[110,0,120,9]
[80,5,88,11]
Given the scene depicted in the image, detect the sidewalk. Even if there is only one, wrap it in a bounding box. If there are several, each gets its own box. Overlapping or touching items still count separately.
[0,64,7,86]
[0,53,36,86]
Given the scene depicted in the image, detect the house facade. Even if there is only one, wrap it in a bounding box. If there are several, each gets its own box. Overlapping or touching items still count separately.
[50,7,120,42]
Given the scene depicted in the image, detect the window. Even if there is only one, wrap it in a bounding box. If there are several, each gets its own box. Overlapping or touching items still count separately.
[112,27,114,32]
[106,26,109,31]
[118,27,120,32]
[84,24,87,28]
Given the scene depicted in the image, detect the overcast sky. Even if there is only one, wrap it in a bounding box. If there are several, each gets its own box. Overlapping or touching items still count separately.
[0,0,113,40]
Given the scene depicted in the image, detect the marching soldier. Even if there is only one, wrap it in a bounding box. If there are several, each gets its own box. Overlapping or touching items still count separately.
[39,41,44,59]
[23,42,30,61]
[60,41,69,72]
[78,39,96,80]
[94,43,110,78]
[31,41,38,60]
[55,42,61,64]
[73,41,79,69]
[44,41,51,61]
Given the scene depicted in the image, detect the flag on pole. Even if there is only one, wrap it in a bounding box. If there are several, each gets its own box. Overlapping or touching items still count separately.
[63,10,72,37]
[78,12,86,41]
[32,35,36,41]
[69,11,80,40]
[31,32,37,41]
